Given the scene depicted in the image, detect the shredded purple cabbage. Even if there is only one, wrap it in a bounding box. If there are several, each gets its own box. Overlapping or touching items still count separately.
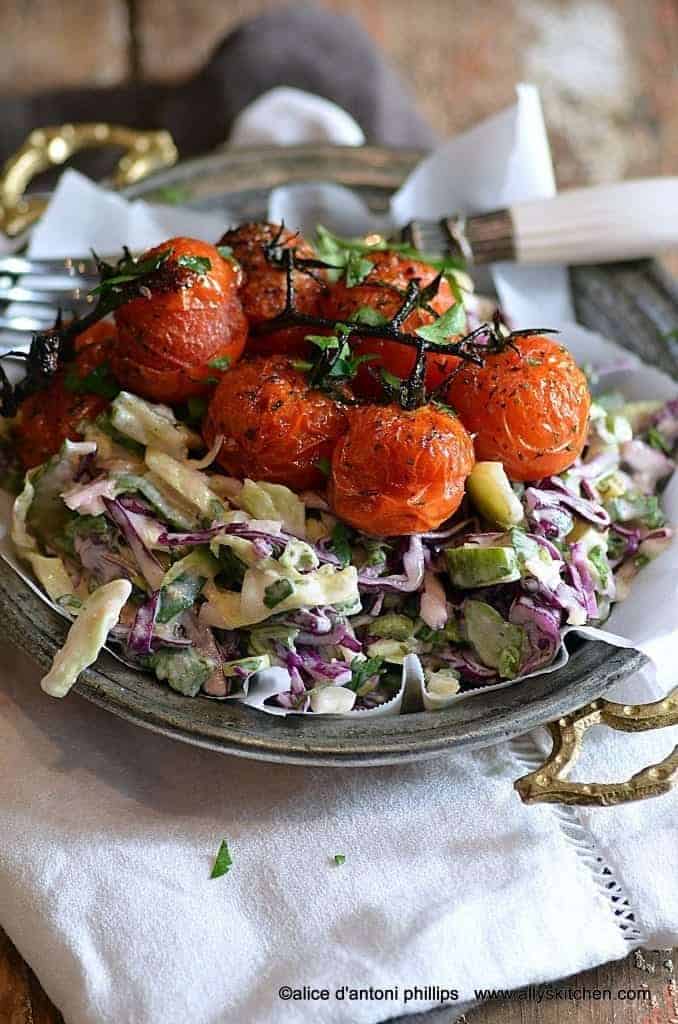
[509,595,562,674]
[357,535,425,592]
[103,497,165,590]
[128,591,160,655]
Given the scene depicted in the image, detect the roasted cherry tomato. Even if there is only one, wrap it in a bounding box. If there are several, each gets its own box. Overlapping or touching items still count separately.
[73,319,118,353]
[446,334,591,481]
[329,403,475,535]
[203,356,348,491]
[218,223,325,357]
[112,237,247,404]
[15,322,117,469]
[321,251,463,397]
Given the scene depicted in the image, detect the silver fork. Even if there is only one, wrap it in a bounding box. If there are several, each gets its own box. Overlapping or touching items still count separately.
[0,255,101,338]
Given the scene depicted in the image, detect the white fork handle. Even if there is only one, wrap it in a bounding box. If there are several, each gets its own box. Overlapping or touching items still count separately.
[510,179,678,264]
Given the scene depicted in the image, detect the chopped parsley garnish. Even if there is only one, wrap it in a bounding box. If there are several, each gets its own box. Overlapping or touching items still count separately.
[329,521,353,567]
[89,248,172,310]
[208,355,231,371]
[344,251,373,287]
[210,839,233,879]
[314,225,466,277]
[430,397,458,417]
[306,334,341,351]
[315,456,331,478]
[177,254,211,274]
[347,656,385,693]
[64,361,120,400]
[588,545,610,588]
[217,245,234,260]
[305,326,376,389]
[333,854,346,866]
[381,368,403,392]
[363,537,390,568]
[607,531,627,561]
[415,302,467,344]
[263,578,294,608]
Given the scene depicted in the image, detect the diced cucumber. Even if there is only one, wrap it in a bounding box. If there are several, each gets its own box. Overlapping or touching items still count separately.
[149,647,216,696]
[467,462,524,528]
[366,638,417,664]
[248,624,299,656]
[446,545,520,588]
[368,613,415,640]
[222,655,270,678]
[464,600,525,679]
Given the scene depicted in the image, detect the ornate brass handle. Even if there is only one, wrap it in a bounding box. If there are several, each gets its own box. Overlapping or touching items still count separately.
[515,686,678,807]
[0,123,178,236]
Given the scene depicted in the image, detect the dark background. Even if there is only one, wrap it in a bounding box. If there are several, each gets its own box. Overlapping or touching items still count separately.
[3,0,677,270]
[3,0,677,187]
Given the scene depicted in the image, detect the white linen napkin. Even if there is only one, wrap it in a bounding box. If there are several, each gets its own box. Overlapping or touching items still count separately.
[0,86,677,1024]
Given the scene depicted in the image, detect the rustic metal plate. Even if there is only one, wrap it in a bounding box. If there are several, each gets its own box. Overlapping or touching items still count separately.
[4,143,670,766]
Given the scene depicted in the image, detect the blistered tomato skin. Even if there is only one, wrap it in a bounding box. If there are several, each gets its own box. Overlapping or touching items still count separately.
[203,356,348,491]
[218,223,325,357]
[112,237,247,404]
[329,403,475,536]
[446,335,591,481]
[321,251,463,397]
[16,323,117,469]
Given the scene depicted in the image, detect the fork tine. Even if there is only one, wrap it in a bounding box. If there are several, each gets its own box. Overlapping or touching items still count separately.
[0,255,99,277]
[0,284,95,306]
[0,313,54,334]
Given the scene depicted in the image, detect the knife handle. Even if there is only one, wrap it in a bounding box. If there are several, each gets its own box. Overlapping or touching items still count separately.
[508,178,678,265]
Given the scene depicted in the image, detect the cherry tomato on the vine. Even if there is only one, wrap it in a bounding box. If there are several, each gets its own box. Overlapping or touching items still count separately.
[446,334,591,481]
[112,237,247,404]
[203,355,348,491]
[218,222,325,357]
[321,251,464,398]
[329,402,475,535]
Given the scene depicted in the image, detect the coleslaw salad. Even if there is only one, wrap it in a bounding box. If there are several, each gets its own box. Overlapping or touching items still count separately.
[7,385,675,714]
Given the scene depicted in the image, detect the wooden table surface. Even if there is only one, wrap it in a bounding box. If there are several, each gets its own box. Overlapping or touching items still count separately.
[1,1,677,1020]
[1,924,676,1023]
